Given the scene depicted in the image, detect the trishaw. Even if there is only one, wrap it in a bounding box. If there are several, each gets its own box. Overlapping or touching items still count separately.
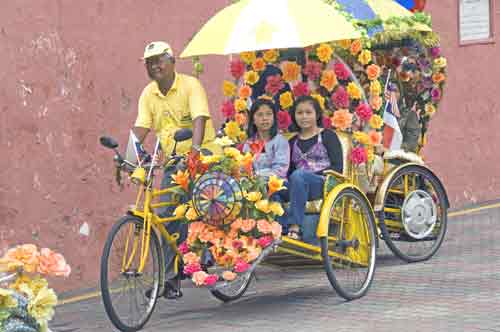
[99,1,449,331]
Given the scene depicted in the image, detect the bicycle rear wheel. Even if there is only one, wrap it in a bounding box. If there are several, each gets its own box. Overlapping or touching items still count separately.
[100,216,163,332]
[209,271,253,302]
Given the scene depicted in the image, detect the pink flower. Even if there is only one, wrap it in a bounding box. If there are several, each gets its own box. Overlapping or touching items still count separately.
[322,116,332,129]
[334,62,350,81]
[221,100,236,119]
[355,103,373,122]
[257,235,274,248]
[350,147,368,165]
[271,221,282,239]
[431,87,441,102]
[430,47,441,58]
[277,110,292,130]
[331,86,350,109]
[265,75,285,96]
[192,271,208,286]
[303,61,322,81]
[183,252,200,265]
[38,248,71,277]
[183,262,202,276]
[230,59,246,79]
[204,274,218,286]
[232,240,243,250]
[178,242,189,255]
[292,82,310,97]
[256,219,273,234]
[234,259,251,273]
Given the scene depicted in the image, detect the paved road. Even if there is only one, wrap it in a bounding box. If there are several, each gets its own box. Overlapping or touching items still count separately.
[51,207,500,332]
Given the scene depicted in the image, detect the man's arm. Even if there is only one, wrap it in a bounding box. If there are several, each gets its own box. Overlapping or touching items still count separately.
[191,116,207,152]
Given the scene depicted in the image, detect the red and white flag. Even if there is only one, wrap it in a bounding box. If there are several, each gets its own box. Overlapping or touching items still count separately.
[382,89,403,151]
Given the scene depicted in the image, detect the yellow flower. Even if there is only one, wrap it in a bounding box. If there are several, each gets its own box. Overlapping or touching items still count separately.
[425,103,437,117]
[239,131,247,142]
[224,121,241,140]
[263,49,279,63]
[245,191,262,202]
[320,70,338,92]
[347,82,362,100]
[214,136,234,147]
[269,202,285,216]
[311,93,325,110]
[201,154,222,165]
[252,57,266,72]
[369,114,383,129]
[353,131,371,145]
[338,39,351,49]
[316,43,333,63]
[433,57,447,69]
[174,204,188,218]
[0,288,17,308]
[279,91,294,109]
[185,208,198,221]
[234,98,247,112]
[369,80,382,96]
[222,80,237,97]
[244,70,260,85]
[255,199,271,214]
[367,146,375,163]
[240,51,256,64]
[27,285,58,323]
[358,50,372,65]
[268,175,286,196]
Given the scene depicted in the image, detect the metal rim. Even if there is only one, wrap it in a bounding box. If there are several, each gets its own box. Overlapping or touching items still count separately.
[402,189,437,239]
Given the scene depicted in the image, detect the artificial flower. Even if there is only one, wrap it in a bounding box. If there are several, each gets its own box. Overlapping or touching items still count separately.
[265,74,285,95]
[224,146,243,160]
[277,110,292,130]
[185,207,199,221]
[323,116,332,129]
[263,49,279,63]
[292,82,310,97]
[279,92,293,110]
[224,121,242,140]
[221,100,236,119]
[240,51,257,64]
[367,146,375,163]
[355,103,373,122]
[241,219,256,233]
[369,114,383,129]
[353,131,371,145]
[245,246,262,262]
[252,57,266,72]
[244,191,262,202]
[311,93,326,110]
[282,61,301,82]
[358,50,372,65]
[171,170,190,191]
[255,199,271,214]
[269,202,285,216]
[38,248,71,277]
[332,109,353,131]
[432,73,446,84]
[183,252,201,265]
[350,39,362,55]
[239,85,252,99]
[4,244,40,273]
[222,80,237,97]
[350,146,368,165]
[431,87,442,102]
[256,219,273,234]
[347,82,362,100]
[204,274,218,286]
[239,131,248,142]
[268,175,286,196]
[230,59,246,79]
[257,235,274,248]
[214,136,234,147]
[303,61,323,81]
[178,242,189,255]
[192,271,208,286]
[334,61,350,81]
[248,139,265,156]
[425,103,437,117]
[331,86,350,109]
[366,64,381,81]
[183,262,202,276]
[174,204,188,218]
[271,222,282,239]
[370,95,383,111]
[235,112,248,126]
[430,47,441,58]
[320,70,338,92]
[234,260,251,273]
[234,98,247,112]
[316,43,333,63]
[369,130,382,145]
[222,271,237,281]
[433,57,447,69]
[25,285,58,327]
[0,288,17,308]
[370,80,382,96]
[244,70,260,85]
[338,39,352,49]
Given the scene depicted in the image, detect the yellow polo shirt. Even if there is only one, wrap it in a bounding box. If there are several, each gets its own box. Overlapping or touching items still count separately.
[135,73,219,154]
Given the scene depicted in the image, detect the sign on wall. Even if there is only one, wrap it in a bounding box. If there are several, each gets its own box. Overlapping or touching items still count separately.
[459,0,493,43]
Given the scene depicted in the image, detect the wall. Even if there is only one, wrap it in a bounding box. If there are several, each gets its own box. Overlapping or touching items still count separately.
[0,0,499,292]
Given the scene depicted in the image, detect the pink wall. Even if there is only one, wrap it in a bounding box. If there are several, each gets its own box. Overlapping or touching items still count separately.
[0,1,498,292]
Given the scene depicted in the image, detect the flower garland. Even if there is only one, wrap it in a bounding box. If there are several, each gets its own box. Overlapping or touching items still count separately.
[0,244,71,332]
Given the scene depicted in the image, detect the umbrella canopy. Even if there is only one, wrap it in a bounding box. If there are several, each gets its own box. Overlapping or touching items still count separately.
[180,0,362,58]
[336,0,431,36]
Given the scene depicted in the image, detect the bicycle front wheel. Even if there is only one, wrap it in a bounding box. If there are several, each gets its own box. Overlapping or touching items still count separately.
[100,216,164,332]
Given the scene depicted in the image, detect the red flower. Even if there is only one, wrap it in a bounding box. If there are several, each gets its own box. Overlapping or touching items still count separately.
[350,147,368,165]
[265,75,285,96]
[221,100,236,119]
[234,259,251,273]
[303,61,322,81]
[322,116,332,129]
[187,152,208,179]
[183,262,202,276]
[355,103,373,122]
[277,110,292,130]
[334,62,350,81]
[249,139,265,156]
[204,274,219,286]
[331,86,350,109]
[230,59,246,79]
[292,82,310,97]
[257,235,274,248]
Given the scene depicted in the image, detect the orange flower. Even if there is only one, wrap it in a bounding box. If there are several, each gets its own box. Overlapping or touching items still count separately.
[234,98,247,112]
[241,219,256,233]
[239,85,252,99]
[279,91,294,109]
[432,72,446,84]
[222,80,237,97]
[171,170,190,191]
[350,39,362,55]
[230,218,243,231]
[235,112,248,126]
[257,219,273,234]
[281,61,301,82]
[320,70,338,92]
[370,95,383,111]
[252,57,266,72]
[4,244,39,273]
[241,152,254,176]
[263,49,279,63]
[222,271,237,281]
[268,175,286,196]
[366,64,381,81]
[316,43,333,63]
[38,248,71,277]
[369,130,382,145]
[347,82,362,100]
[240,51,256,64]
[332,109,353,131]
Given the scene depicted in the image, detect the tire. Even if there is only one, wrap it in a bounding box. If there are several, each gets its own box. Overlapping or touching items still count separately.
[380,165,448,263]
[100,216,164,332]
[209,272,253,302]
[320,188,377,300]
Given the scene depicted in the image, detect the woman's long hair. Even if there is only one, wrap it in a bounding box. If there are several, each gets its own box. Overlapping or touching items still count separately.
[246,98,279,139]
